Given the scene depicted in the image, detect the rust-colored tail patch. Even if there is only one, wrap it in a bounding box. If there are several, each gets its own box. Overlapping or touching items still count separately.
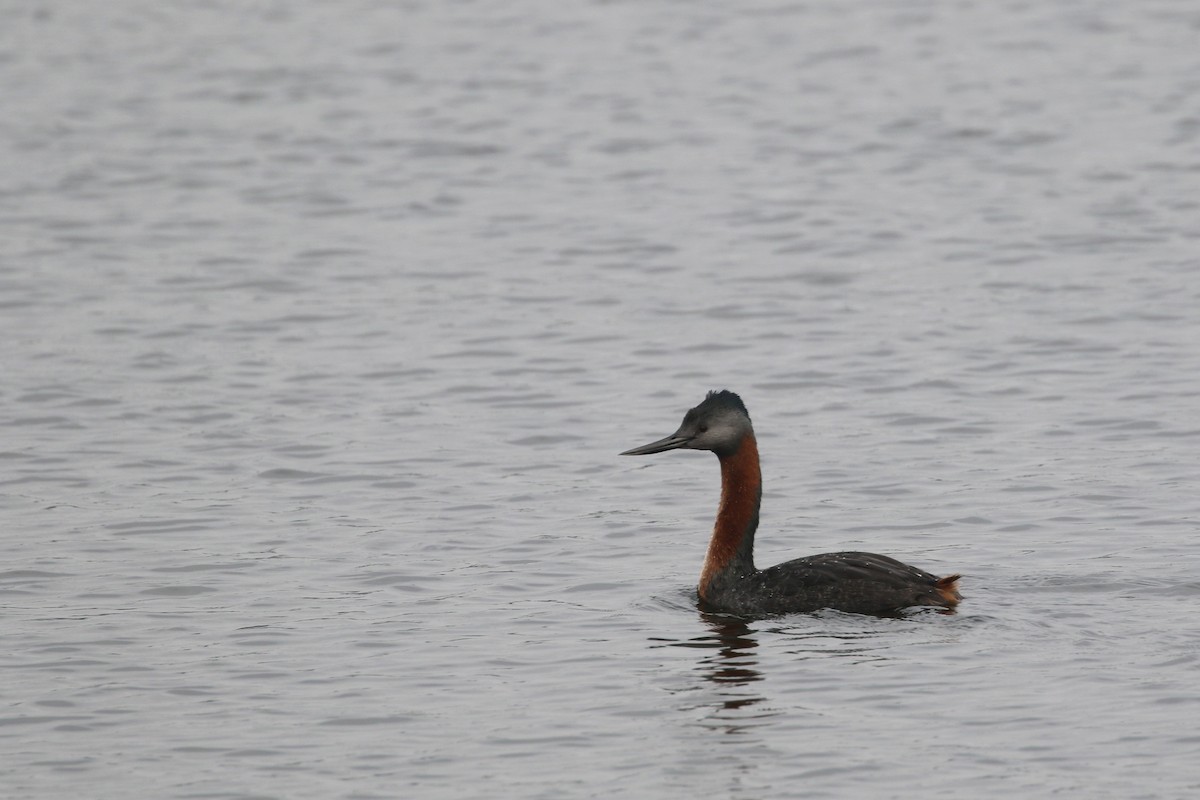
[935,574,962,606]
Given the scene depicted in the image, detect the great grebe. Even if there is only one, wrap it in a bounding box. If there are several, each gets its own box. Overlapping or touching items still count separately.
[621,390,961,616]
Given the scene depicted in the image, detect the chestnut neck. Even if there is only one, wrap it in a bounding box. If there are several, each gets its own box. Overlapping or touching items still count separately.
[698,431,761,600]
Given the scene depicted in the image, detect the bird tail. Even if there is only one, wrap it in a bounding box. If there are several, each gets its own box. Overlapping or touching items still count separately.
[935,574,962,607]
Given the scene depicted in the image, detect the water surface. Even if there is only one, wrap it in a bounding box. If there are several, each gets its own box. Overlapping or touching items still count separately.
[3,1,1200,798]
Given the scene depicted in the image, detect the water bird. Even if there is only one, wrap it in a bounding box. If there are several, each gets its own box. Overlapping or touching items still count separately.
[621,390,961,616]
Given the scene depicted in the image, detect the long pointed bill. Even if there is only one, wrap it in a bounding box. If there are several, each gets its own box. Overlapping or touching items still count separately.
[620,431,692,456]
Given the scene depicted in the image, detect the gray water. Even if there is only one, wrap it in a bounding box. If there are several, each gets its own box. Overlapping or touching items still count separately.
[3,1,1200,797]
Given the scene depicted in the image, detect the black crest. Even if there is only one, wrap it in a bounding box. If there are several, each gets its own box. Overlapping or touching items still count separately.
[696,389,749,419]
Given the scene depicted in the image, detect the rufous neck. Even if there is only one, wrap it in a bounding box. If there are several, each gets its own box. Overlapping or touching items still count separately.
[698,432,761,600]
